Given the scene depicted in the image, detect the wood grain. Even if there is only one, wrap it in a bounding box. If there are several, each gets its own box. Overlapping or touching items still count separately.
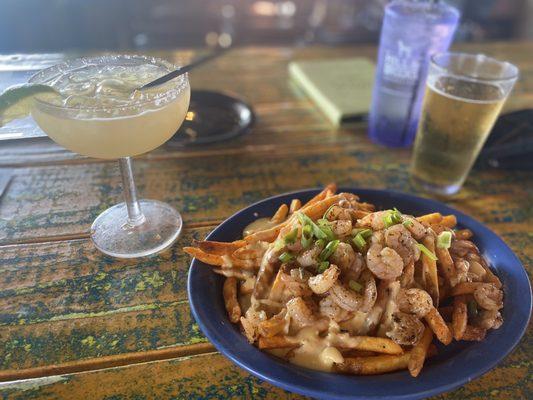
[0,43,532,399]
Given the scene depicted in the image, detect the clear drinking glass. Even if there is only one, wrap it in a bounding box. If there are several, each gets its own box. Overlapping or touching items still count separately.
[410,52,518,195]
[29,55,191,258]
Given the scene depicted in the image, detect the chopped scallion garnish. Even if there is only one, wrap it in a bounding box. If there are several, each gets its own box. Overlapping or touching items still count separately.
[417,243,438,261]
[437,231,452,249]
[403,219,414,228]
[349,280,363,293]
[319,240,340,261]
[278,252,294,263]
[301,225,313,249]
[323,204,337,220]
[317,261,330,273]
[284,228,298,244]
[273,239,285,252]
[383,209,403,228]
[315,239,326,249]
[352,234,367,251]
[297,212,327,240]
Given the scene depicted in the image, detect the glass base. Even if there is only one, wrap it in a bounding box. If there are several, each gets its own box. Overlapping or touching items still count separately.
[91,199,182,258]
[410,175,462,196]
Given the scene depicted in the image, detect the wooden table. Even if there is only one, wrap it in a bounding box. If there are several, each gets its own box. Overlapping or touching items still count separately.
[0,42,531,399]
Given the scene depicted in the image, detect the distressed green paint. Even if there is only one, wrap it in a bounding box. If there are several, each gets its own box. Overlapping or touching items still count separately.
[0,44,532,399]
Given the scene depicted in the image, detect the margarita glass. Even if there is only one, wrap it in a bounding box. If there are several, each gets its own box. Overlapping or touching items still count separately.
[29,55,190,258]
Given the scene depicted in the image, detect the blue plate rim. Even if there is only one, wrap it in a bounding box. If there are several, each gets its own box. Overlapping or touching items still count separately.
[187,187,532,400]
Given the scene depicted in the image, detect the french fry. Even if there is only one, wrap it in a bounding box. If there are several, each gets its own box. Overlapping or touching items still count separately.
[461,325,487,341]
[289,198,302,214]
[335,353,410,375]
[449,282,486,296]
[408,325,433,377]
[258,314,287,338]
[183,247,257,270]
[417,213,442,225]
[302,183,337,208]
[331,334,403,355]
[258,335,298,349]
[271,203,289,224]
[452,295,468,340]
[400,261,415,288]
[223,277,241,323]
[441,215,457,228]
[435,246,457,287]
[300,194,343,220]
[425,307,452,345]
[212,268,253,280]
[243,223,284,243]
[232,246,265,260]
[455,229,473,240]
[340,349,378,358]
[422,236,439,306]
[195,239,247,255]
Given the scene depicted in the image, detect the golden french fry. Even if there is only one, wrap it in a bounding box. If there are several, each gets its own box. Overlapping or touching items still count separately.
[455,229,473,240]
[331,335,403,355]
[417,213,442,225]
[441,215,457,228]
[302,183,337,208]
[258,314,287,338]
[257,335,298,349]
[425,307,452,345]
[195,239,247,255]
[243,223,284,243]
[422,236,439,306]
[335,353,410,375]
[271,203,289,224]
[232,246,265,260]
[340,349,378,358]
[452,295,468,341]
[183,247,257,270]
[212,268,252,280]
[300,194,343,220]
[435,246,457,287]
[223,277,241,323]
[289,198,302,214]
[449,282,487,296]
[461,325,487,341]
[400,261,415,288]
[408,325,433,377]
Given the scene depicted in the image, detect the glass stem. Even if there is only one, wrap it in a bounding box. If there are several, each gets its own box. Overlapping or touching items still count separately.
[119,157,145,226]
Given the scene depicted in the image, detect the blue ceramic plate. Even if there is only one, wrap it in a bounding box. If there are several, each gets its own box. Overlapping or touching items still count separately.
[188,188,531,400]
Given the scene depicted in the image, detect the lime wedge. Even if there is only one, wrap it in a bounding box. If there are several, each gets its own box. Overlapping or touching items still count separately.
[0,84,60,127]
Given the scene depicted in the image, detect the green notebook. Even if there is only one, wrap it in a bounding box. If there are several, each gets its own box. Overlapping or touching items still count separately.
[288,58,375,126]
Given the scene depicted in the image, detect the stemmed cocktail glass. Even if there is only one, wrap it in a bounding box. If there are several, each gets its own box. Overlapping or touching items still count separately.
[30,55,191,258]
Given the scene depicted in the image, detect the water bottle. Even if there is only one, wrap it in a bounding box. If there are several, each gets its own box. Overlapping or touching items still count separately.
[368,0,460,147]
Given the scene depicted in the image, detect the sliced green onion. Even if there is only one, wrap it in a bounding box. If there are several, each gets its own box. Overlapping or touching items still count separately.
[467,300,479,318]
[417,243,438,261]
[279,252,294,263]
[351,228,372,238]
[349,280,363,293]
[297,212,327,240]
[317,218,329,227]
[315,239,326,249]
[403,219,414,228]
[383,209,402,228]
[319,240,340,261]
[319,224,336,241]
[323,204,337,220]
[437,231,452,249]
[284,228,298,244]
[301,225,313,249]
[317,261,330,273]
[273,239,285,252]
[352,234,367,251]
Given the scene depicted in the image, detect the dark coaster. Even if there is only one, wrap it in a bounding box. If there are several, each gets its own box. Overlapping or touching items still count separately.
[166,89,255,147]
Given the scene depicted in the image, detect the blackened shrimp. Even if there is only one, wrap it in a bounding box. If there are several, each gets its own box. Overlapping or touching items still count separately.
[329,272,377,313]
[308,264,340,294]
[474,283,503,311]
[319,295,352,322]
[386,312,425,346]
[397,288,433,318]
[366,232,404,280]
[384,224,420,265]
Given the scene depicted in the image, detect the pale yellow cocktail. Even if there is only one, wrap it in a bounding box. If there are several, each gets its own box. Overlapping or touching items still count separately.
[29,55,190,258]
